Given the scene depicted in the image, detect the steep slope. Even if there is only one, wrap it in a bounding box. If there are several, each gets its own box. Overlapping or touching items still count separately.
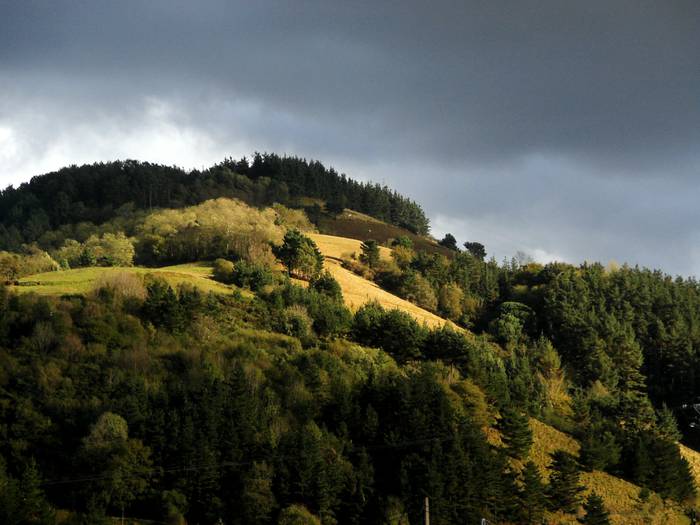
[309,233,696,524]
[528,419,690,524]
[316,209,453,257]
[310,233,456,329]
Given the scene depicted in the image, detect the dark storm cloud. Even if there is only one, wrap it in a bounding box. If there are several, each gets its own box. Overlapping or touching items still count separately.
[1,1,699,274]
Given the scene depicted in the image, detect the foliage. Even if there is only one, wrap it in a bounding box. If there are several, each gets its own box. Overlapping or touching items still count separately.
[0,247,59,280]
[352,301,427,361]
[274,230,324,280]
[498,407,533,459]
[214,258,275,291]
[437,282,463,321]
[137,198,283,265]
[548,450,584,513]
[53,232,135,268]
[518,461,547,524]
[399,271,437,311]
[463,241,486,260]
[0,155,430,250]
[359,239,380,269]
[579,492,611,525]
[309,271,343,302]
[438,233,458,251]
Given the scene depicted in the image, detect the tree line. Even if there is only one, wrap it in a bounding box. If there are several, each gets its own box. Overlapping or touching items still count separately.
[0,153,429,251]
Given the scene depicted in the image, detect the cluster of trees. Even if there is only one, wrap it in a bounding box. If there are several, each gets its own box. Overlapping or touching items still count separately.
[0,246,59,281]
[0,276,579,524]
[349,235,499,326]
[347,236,700,502]
[53,232,135,268]
[0,154,429,251]
[0,198,305,281]
[219,153,430,234]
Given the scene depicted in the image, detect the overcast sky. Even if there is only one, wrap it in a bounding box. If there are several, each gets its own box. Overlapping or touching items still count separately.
[1,1,699,275]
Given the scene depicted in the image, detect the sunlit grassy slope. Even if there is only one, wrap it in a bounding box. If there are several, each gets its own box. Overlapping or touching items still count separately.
[527,419,690,524]
[10,263,235,296]
[310,233,456,329]
[309,233,393,262]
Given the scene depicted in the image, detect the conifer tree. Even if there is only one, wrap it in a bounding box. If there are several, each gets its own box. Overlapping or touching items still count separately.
[579,425,620,472]
[579,492,610,525]
[360,239,380,269]
[519,461,547,524]
[498,406,533,459]
[656,404,682,442]
[18,458,55,524]
[548,450,584,513]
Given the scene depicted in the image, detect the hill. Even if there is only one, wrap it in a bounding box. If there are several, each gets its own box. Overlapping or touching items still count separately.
[3,159,700,524]
[8,224,697,524]
[0,154,429,251]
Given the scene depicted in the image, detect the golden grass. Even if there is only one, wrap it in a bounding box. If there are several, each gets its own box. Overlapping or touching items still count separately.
[321,258,451,329]
[309,233,392,262]
[10,263,237,296]
[309,233,459,330]
[527,419,690,524]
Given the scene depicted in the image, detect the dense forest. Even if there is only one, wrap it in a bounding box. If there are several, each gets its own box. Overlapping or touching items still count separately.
[0,153,429,252]
[1,158,700,523]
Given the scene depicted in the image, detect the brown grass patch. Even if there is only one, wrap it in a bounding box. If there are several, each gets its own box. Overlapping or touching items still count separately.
[316,210,454,257]
[527,419,690,524]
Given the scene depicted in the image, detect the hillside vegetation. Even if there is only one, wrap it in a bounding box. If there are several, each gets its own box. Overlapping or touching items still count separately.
[3,157,700,524]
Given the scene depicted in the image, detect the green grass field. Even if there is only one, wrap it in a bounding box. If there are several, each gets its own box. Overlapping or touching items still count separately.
[10,262,236,296]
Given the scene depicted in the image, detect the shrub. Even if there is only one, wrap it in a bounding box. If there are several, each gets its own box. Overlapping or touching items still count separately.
[281,305,314,344]
[309,271,343,302]
[352,301,427,360]
[213,258,236,283]
[0,248,59,280]
[438,282,464,320]
[232,260,274,291]
[399,271,437,311]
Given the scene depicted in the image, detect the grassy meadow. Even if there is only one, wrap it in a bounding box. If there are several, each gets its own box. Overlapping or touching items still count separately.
[10,263,236,296]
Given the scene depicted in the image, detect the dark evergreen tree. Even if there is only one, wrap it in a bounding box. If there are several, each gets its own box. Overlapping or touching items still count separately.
[548,450,584,513]
[325,193,347,215]
[518,461,547,524]
[498,407,533,459]
[310,271,343,302]
[438,233,458,251]
[579,425,621,472]
[274,229,324,279]
[579,492,610,525]
[360,239,380,269]
[463,241,486,260]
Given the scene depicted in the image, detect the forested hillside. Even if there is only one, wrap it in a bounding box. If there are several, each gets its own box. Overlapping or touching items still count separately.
[0,153,428,251]
[2,159,700,524]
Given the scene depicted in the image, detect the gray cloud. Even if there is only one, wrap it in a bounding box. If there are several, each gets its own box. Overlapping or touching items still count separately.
[1,1,699,274]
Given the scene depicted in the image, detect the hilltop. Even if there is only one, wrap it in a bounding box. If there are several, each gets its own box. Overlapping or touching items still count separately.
[2,158,700,524]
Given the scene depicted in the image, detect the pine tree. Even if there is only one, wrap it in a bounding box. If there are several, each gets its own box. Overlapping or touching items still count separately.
[579,425,620,472]
[18,458,54,524]
[656,403,682,442]
[519,461,547,524]
[498,407,533,459]
[548,450,584,513]
[579,492,610,525]
[649,436,696,502]
[360,239,380,269]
